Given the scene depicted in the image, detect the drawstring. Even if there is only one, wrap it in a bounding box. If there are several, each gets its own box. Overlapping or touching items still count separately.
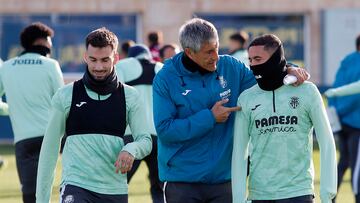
[202,80,205,87]
[180,76,186,87]
[215,70,220,80]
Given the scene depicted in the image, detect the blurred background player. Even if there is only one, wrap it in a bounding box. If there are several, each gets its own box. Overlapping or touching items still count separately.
[0,58,6,169]
[115,44,164,203]
[0,22,64,203]
[228,30,250,66]
[159,43,180,62]
[328,33,360,203]
[119,40,135,60]
[147,31,163,62]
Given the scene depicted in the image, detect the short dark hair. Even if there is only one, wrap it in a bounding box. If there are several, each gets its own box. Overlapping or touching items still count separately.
[248,34,282,54]
[356,34,360,51]
[20,22,54,49]
[147,31,162,46]
[229,31,249,46]
[159,44,176,59]
[121,40,135,56]
[85,27,118,51]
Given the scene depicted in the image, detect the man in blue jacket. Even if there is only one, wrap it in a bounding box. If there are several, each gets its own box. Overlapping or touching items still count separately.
[329,34,360,203]
[153,18,309,203]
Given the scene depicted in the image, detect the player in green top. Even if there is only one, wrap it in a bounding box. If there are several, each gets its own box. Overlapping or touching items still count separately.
[232,34,337,203]
[36,28,152,203]
[0,22,63,203]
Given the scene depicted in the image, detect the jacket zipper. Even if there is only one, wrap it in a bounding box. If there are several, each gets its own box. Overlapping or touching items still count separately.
[272,90,276,112]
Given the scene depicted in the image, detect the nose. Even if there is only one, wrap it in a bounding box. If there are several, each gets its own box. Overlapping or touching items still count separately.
[211,50,219,61]
[94,61,103,70]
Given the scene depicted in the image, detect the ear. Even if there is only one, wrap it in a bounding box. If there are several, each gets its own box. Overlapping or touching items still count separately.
[184,48,194,60]
[83,52,88,63]
[114,52,120,64]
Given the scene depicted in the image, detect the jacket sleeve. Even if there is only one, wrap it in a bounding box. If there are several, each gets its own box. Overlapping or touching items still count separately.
[153,74,216,144]
[309,85,337,203]
[36,90,66,203]
[232,96,250,203]
[121,87,152,160]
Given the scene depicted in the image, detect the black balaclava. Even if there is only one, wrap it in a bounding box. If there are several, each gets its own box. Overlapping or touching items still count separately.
[21,45,51,57]
[82,67,119,95]
[250,46,287,91]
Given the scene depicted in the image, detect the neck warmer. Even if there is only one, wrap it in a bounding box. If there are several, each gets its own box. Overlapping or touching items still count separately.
[250,46,287,91]
[182,53,212,75]
[82,67,119,95]
[21,45,51,57]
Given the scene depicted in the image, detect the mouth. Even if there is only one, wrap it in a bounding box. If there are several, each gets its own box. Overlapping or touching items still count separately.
[92,71,107,79]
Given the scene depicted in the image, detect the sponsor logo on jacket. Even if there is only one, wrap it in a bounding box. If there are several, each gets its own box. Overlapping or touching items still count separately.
[255,115,298,135]
[12,58,43,65]
[220,89,231,99]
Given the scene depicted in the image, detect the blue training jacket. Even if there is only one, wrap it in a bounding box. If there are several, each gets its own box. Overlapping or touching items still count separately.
[329,51,360,129]
[153,52,256,183]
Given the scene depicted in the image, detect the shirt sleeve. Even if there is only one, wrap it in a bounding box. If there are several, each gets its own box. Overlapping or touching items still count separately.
[232,96,250,203]
[329,59,360,115]
[121,87,152,160]
[51,61,64,95]
[36,90,66,203]
[330,80,360,97]
[152,74,216,144]
[309,85,337,203]
[115,62,125,83]
[0,67,8,115]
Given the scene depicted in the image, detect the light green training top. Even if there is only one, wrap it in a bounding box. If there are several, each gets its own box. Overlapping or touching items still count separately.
[115,57,163,135]
[326,80,360,97]
[36,82,152,203]
[0,53,64,143]
[0,58,9,115]
[231,49,249,67]
[232,82,337,203]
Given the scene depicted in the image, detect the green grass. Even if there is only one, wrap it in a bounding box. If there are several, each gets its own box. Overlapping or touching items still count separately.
[0,144,354,203]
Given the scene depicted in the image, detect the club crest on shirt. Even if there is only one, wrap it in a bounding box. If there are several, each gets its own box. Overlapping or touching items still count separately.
[289,96,300,109]
[218,76,227,88]
[64,195,74,203]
